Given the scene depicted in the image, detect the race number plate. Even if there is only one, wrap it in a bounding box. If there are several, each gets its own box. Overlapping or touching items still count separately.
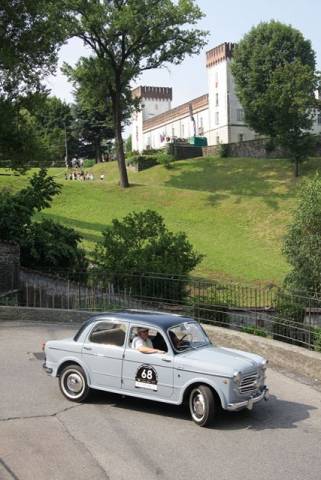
[135,365,158,391]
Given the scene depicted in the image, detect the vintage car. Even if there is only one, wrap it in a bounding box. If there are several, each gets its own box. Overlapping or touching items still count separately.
[43,310,269,427]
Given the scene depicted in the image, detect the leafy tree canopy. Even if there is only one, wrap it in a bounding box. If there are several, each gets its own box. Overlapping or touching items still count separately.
[0,169,87,276]
[231,20,319,176]
[283,174,321,295]
[61,0,208,187]
[0,1,68,170]
[94,209,203,300]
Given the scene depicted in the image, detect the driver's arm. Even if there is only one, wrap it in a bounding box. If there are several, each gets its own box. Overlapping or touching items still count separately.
[132,337,164,354]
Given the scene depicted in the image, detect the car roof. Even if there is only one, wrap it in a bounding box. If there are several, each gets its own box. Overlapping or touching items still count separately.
[87,310,194,330]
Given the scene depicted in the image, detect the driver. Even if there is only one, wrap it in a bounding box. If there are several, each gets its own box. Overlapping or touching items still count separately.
[132,328,164,354]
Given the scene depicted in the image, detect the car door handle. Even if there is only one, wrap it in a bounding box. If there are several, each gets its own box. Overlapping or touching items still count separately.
[83,346,92,351]
[162,358,172,363]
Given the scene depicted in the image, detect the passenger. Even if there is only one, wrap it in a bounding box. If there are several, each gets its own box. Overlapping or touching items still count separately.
[132,328,164,354]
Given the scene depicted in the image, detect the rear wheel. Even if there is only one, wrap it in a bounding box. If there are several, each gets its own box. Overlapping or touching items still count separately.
[189,385,217,427]
[59,364,90,402]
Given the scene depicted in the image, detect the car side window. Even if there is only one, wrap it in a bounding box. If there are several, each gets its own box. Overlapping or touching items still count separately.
[129,326,168,352]
[89,322,127,347]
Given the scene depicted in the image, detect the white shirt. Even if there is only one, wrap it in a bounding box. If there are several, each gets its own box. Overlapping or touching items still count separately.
[132,336,153,350]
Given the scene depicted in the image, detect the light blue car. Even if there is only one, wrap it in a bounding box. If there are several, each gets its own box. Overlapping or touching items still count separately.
[43,310,269,427]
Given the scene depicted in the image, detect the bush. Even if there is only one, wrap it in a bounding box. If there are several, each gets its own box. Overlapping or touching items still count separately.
[273,292,306,345]
[83,159,95,168]
[20,219,88,279]
[126,155,158,171]
[283,174,321,295]
[93,209,203,301]
[155,152,174,168]
[313,328,321,352]
[218,143,230,158]
[241,325,268,337]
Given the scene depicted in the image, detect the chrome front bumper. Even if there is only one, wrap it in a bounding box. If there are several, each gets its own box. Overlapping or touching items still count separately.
[42,362,53,375]
[226,386,270,412]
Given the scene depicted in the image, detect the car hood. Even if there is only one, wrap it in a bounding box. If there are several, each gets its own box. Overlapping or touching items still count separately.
[175,345,265,378]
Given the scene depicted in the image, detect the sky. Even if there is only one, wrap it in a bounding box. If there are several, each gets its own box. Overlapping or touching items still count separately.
[45,0,321,110]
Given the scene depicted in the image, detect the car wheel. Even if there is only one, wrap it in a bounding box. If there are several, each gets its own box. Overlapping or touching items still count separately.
[59,364,90,402]
[189,385,217,427]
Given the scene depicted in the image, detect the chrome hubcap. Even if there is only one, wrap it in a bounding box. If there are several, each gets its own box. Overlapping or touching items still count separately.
[66,373,83,394]
[191,390,205,420]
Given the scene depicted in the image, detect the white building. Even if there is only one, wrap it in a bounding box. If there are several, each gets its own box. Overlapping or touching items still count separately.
[131,42,321,152]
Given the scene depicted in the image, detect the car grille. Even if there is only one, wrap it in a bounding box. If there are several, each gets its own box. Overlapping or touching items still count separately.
[239,370,258,393]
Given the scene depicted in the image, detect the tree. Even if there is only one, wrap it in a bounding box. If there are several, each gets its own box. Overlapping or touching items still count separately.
[62,0,207,188]
[283,174,321,295]
[94,209,203,300]
[0,170,87,276]
[63,57,114,163]
[231,21,319,177]
[31,95,74,165]
[0,1,67,170]
[21,219,88,277]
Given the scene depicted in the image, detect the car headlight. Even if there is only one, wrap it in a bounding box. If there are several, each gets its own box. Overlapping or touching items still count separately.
[261,359,268,371]
[233,371,242,385]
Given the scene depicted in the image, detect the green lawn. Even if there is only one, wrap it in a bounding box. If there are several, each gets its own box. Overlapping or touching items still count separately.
[2,156,321,284]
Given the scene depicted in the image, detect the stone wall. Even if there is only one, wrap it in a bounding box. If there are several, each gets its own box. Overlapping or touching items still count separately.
[0,242,20,293]
[203,136,321,159]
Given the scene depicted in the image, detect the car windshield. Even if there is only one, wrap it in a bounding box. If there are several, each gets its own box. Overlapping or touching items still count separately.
[168,322,210,352]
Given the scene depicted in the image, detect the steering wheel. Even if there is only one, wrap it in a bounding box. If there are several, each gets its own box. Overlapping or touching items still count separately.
[177,333,193,346]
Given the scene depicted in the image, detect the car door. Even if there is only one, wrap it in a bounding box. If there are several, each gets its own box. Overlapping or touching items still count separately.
[81,320,128,389]
[122,324,174,400]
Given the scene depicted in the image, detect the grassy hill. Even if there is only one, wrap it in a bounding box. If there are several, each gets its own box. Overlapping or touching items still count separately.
[2,155,321,284]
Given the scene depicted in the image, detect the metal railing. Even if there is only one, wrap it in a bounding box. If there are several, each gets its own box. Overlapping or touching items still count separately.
[2,269,321,352]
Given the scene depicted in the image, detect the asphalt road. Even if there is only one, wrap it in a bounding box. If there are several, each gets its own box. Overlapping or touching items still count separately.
[1,321,321,480]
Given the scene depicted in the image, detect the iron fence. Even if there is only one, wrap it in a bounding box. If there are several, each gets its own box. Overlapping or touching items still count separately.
[1,269,321,352]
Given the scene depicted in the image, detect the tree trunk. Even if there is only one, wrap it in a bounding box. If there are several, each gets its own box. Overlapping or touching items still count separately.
[294,158,299,177]
[94,139,101,163]
[112,92,129,188]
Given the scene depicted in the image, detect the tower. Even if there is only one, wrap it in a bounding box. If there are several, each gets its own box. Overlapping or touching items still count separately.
[131,86,172,152]
[206,42,254,145]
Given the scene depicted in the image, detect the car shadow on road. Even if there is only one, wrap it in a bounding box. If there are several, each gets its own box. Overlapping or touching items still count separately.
[88,391,317,430]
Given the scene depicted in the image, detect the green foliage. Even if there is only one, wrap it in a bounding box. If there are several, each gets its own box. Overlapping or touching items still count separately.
[218,143,230,158]
[94,209,203,300]
[62,0,208,187]
[62,57,114,163]
[241,325,268,337]
[155,152,174,169]
[283,174,321,294]
[126,155,158,171]
[83,159,95,168]
[20,219,88,278]
[231,20,318,176]
[0,169,87,276]
[313,328,321,352]
[0,1,67,170]
[0,169,60,241]
[273,292,306,345]
[125,135,132,155]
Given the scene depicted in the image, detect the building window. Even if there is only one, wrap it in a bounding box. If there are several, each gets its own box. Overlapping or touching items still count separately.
[215,72,219,88]
[215,93,219,107]
[172,127,175,137]
[237,109,245,122]
[239,133,244,142]
[215,112,219,125]
[216,136,220,144]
